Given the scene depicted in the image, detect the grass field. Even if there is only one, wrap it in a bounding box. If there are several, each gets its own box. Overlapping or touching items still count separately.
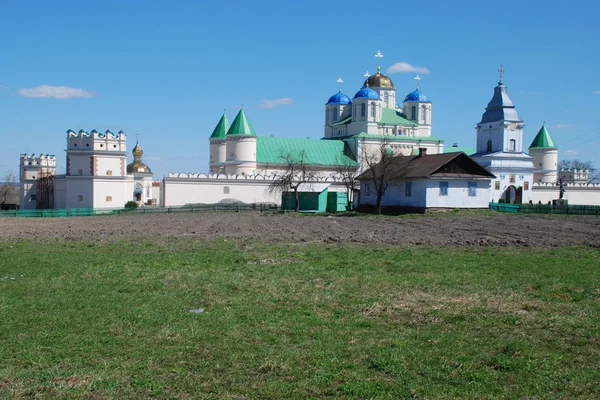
[1,239,599,399]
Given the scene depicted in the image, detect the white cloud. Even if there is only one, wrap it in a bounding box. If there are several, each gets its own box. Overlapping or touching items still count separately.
[387,62,430,74]
[257,98,293,109]
[565,149,578,155]
[551,124,576,129]
[17,84,94,99]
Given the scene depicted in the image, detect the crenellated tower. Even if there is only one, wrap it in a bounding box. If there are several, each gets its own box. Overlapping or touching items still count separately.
[66,129,128,177]
[19,154,56,210]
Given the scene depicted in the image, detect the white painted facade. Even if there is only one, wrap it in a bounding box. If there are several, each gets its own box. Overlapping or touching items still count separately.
[359,179,491,210]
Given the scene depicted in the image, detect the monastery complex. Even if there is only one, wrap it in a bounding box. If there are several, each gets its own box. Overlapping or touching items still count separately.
[18,55,600,211]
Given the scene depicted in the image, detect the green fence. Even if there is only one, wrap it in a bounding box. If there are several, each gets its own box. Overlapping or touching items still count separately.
[490,202,600,215]
[0,203,280,218]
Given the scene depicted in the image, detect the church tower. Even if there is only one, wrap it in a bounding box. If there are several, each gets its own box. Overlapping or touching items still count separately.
[402,75,432,137]
[361,51,396,109]
[225,109,257,175]
[471,68,534,204]
[324,80,352,138]
[475,74,524,153]
[529,124,558,183]
[209,112,229,174]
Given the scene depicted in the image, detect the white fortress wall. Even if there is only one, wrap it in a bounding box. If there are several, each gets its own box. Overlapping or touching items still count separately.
[531,183,600,205]
[162,173,349,207]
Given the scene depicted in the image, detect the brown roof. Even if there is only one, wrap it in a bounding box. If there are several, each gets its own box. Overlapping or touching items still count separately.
[357,152,495,181]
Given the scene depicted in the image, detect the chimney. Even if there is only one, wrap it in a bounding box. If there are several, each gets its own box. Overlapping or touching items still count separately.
[418,147,427,157]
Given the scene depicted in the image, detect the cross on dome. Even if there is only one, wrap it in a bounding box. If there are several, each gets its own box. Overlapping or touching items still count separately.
[364,71,371,87]
[498,64,505,84]
[375,50,383,72]
[414,74,421,88]
[337,77,344,91]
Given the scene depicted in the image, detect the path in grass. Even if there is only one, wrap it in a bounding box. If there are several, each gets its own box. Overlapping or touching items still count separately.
[1,240,599,399]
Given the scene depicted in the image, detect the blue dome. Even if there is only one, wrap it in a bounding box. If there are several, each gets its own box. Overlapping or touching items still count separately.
[326,90,352,105]
[404,88,430,102]
[353,87,381,100]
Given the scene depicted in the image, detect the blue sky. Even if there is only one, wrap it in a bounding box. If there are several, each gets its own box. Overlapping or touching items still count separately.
[1,0,599,178]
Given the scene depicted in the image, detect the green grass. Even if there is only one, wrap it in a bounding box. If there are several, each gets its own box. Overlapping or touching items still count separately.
[0,240,599,399]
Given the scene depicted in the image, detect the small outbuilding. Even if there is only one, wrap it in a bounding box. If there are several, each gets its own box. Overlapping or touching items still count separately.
[357,149,495,212]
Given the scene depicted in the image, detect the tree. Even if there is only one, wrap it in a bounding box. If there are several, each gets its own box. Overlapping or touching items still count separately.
[267,150,317,212]
[558,159,598,183]
[0,170,17,209]
[360,140,396,214]
[335,154,360,211]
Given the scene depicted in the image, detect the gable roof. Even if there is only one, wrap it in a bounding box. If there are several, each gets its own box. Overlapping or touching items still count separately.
[444,146,477,156]
[256,137,358,167]
[379,108,418,126]
[357,152,495,181]
[529,125,557,149]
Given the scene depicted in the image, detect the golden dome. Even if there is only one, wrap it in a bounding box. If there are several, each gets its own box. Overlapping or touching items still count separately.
[362,67,395,89]
[127,141,152,174]
[132,143,143,157]
[127,162,152,174]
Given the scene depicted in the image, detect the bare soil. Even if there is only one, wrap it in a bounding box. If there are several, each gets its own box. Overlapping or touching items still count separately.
[0,211,598,247]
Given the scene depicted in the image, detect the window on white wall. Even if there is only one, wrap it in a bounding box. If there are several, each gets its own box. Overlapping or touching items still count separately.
[421,105,427,123]
[333,108,338,122]
[78,195,83,201]
[487,140,493,152]
[509,139,516,151]
[439,182,448,196]
[411,106,416,120]
[106,170,112,176]
[106,196,112,202]
[223,186,230,194]
[364,183,371,196]
[468,182,477,197]
[371,102,376,118]
[78,169,83,175]
[405,182,412,197]
[361,103,366,117]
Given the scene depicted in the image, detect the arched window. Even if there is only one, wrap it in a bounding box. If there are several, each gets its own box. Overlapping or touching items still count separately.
[509,139,516,151]
[361,103,366,117]
[411,106,416,120]
[421,105,427,123]
[371,102,376,118]
[486,140,492,152]
[333,108,338,122]
[384,92,389,103]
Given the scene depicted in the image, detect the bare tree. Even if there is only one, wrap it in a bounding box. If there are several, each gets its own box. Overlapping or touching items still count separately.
[558,159,598,183]
[267,150,316,212]
[360,141,396,214]
[335,155,359,211]
[0,170,17,209]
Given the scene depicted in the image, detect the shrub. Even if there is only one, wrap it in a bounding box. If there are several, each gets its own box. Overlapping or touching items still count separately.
[498,198,505,203]
[124,201,138,209]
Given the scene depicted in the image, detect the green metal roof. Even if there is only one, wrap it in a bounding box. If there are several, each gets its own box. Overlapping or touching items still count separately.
[379,108,418,127]
[256,137,358,166]
[331,115,352,126]
[226,109,257,136]
[444,146,477,156]
[529,125,557,149]
[347,132,444,143]
[209,113,230,139]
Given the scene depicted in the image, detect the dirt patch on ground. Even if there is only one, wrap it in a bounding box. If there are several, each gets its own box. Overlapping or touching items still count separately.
[0,212,598,247]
